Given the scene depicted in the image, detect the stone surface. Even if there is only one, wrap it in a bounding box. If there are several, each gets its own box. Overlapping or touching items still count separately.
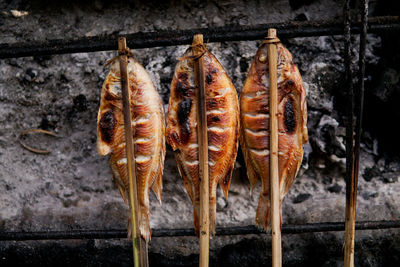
[0,0,399,266]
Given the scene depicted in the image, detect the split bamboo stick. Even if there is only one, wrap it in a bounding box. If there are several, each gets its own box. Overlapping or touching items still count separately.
[193,34,210,267]
[344,1,368,266]
[267,28,282,267]
[118,37,148,267]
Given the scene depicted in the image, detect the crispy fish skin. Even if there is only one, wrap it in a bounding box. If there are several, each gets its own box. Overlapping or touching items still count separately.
[97,57,166,241]
[166,44,239,236]
[240,42,308,231]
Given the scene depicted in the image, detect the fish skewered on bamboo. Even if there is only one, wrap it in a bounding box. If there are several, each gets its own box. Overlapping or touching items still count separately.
[240,40,308,231]
[97,56,166,241]
[166,38,240,236]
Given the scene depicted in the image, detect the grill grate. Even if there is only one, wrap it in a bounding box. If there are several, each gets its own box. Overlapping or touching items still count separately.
[0,16,398,59]
[1,221,400,241]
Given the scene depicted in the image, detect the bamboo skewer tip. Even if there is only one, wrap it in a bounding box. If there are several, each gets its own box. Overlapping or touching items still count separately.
[268,28,277,38]
[193,34,204,44]
[118,37,127,48]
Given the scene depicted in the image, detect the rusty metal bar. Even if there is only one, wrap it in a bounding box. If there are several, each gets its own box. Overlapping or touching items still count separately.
[0,16,398,59]
[1,220,399,241]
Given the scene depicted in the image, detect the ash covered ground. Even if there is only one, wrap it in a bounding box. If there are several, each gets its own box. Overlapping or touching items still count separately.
[0,0,399,266]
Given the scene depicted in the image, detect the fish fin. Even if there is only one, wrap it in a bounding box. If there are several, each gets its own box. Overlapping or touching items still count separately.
[127,217,132,239]
[151,143,165,204]
[239,140,260,194]
[139,208,152,242]
[117,184,128,205]
[246,160,260,194]
[152,110,166,204]
[280,150,303,198]
[255,190,271,232]
[175,153,195,203]
[111,166,128,205]
[218,166,234,200]
[127,212,152,242]
[151,172,163,204]
[127,210,152,241]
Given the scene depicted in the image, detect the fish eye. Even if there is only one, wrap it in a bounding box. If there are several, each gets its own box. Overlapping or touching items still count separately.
[258,53,267,63]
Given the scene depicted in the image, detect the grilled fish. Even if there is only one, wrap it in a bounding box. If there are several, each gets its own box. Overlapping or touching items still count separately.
[97,57,166,241]
[240,41,308,231]
[166,39,240,236]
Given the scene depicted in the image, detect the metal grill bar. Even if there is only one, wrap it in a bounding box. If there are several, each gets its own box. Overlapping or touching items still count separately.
[0,16,398,59]
[0,220,399,241]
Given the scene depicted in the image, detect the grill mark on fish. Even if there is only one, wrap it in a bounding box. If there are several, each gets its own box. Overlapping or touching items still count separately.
[177,81,194,97]
[207,97,227,109]
[135,136,155,143]
[208,145,221,152]
[207,126,229,133]
[135,155,151,163]
[207,109,225,115]
[243,113,269,119]
[99,110,116,144]
[286,79,295,87]
[206,73,213,84]
[188,143,199,149]
[249,148,270,156]
[176,72,195,97]
[133,113,154,125]
[105,90,120,101]
[185,160,199,166]
[118,142,126,148]
[210,116,220,122]
[178,98,192,144]
[117,158,127,165]
[284,97,296,134]
[245,128,268,136]
[242,91,267,98]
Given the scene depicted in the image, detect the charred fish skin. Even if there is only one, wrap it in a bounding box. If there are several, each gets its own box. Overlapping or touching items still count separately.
[166,44,240,236]
[240,42,308,231]
[97,57,166,241]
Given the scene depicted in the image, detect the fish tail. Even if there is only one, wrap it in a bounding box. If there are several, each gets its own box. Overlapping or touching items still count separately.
[139,209,151,242]
[255,191,271,232]
[127,210,152,242]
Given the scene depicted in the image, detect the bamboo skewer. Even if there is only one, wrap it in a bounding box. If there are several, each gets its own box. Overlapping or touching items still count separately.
[343,0,355,264]
[193,34,210,267]
[267,28,282,267]
[344,1,368,266]
[118,37,148,267]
